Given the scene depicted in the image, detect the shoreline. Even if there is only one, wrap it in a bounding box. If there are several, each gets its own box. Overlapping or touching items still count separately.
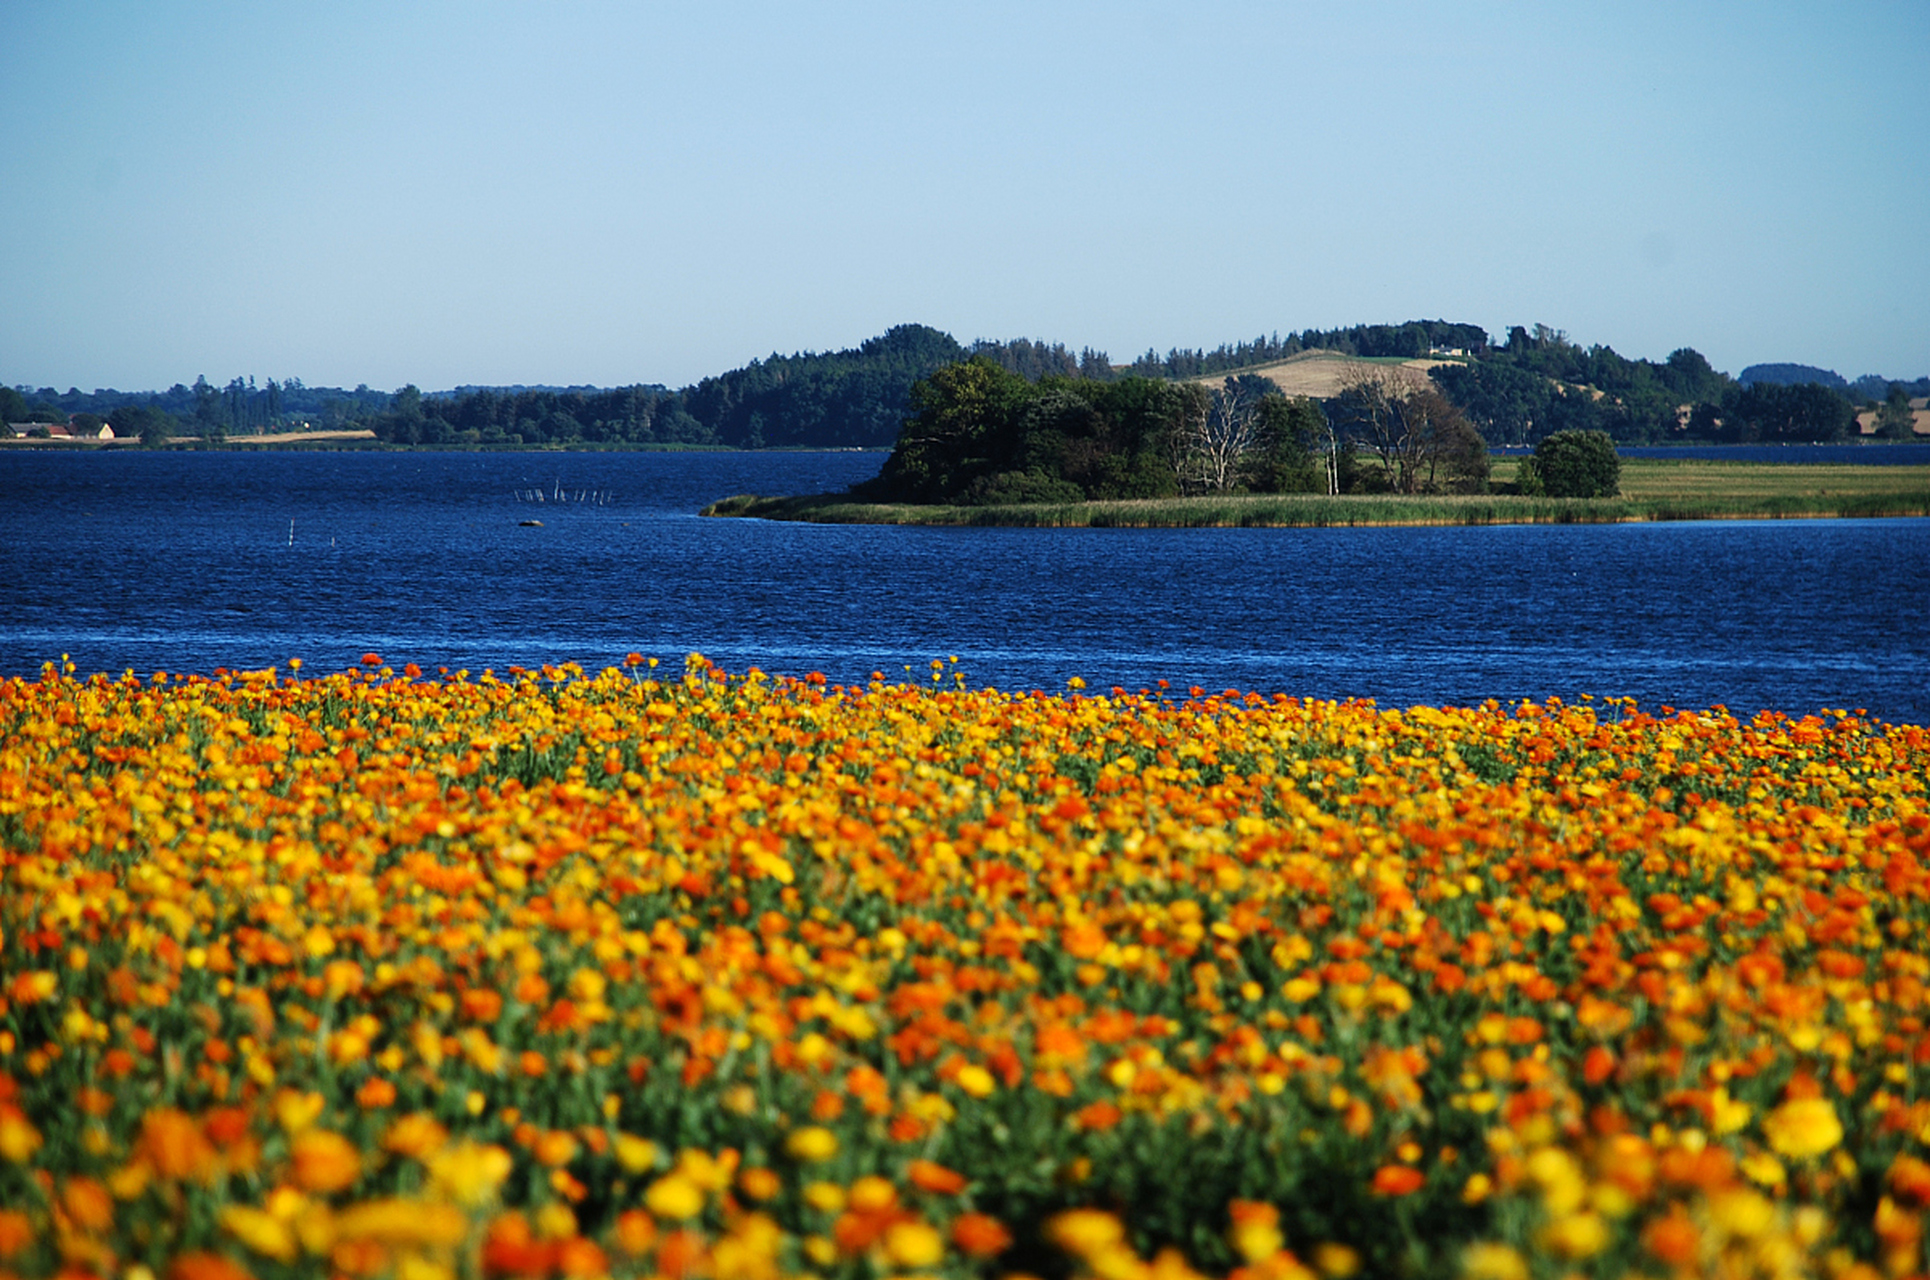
[701,457,1930,528]
[700,493,1930,528]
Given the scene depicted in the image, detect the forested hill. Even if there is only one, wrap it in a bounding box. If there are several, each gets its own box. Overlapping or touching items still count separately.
[371,326,1119,448]
[11,319,1927,449]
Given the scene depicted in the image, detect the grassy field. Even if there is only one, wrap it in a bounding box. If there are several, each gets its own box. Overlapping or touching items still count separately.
[703,456,1930,528]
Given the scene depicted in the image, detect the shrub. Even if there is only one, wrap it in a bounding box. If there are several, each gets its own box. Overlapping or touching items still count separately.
[961,468,1085,506]
[1534,429,1620,497]
[1513,455,1547,496]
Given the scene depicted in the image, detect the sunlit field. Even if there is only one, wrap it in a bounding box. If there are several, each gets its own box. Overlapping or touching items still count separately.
[3,656,1927,1280]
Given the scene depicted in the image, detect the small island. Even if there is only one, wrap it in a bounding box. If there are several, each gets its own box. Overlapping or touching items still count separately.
[703,356,1930,528]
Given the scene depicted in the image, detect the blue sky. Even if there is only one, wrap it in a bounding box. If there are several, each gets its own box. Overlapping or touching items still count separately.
[3,1,1925,393]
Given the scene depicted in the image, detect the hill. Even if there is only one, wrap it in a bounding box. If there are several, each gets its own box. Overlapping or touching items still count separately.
[1186,349,1451,399]
[1739,362,1848,389]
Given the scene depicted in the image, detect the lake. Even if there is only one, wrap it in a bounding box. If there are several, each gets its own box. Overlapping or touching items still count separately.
[3,449,1926,724]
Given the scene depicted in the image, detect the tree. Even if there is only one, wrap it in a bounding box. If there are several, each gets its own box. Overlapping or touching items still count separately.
[1875,385,1917,440]
[1726,382,1855,443]
[1529,429,1619,498]
[873,358,1035,502]
[1247,396,1325,494]
[110,404,172,448]
[1174,379,1265,493]
[1329,369,1489,494]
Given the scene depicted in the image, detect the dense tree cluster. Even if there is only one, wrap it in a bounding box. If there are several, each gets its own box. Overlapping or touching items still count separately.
[1430,327,1732,444]
[867,359,1329,505]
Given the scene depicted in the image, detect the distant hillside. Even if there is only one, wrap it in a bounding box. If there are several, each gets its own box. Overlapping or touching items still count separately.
[1739,363,1847,389]
[1186,350,1448,399]
[16,318,1928,450]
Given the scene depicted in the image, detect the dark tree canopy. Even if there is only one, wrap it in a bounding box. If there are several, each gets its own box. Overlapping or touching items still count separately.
[1523,430,1620,498]
[869,360,1325,505]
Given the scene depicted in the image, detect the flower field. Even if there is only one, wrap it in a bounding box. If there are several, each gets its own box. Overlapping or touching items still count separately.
[2,655,1928,1280]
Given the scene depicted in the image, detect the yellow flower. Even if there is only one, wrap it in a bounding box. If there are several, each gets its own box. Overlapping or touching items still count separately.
[883,1220,946,1269]
[221,1206,298,1262]
[645,1173,706,1219]
[955,1065,996,1098]
[1312,1243,1360,1278]
[1709,1190,1775,1239]
[1048,1209,1125,1257]
[1540,1212,1609,1259]
[614,1134,659,1175]
[1763,1097,1843,1160]
[803,1182,847,1212]
[274,1090,326,1134]
[333,1200,467,1249]
[0,1114,43,1164]
[785,1127,839,1162]
[1461,1243,1528,1280]
[427,1141,513,1207]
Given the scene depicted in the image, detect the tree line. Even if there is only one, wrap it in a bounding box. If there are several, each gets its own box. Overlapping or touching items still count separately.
[9,318,1923,451]
[1429,325,1924,445]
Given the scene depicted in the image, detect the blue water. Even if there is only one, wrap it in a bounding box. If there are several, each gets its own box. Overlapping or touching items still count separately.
[3,450,1927,724]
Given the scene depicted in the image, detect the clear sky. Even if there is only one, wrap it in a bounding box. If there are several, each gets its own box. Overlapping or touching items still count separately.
[3,0,1926,394]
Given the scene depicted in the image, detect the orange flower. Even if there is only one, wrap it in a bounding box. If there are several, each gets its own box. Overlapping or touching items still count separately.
[291,1129,362,1193]
[140,1108,218,1182]
[533,1130,579,1168]
[356,1077,397,1110]
[1371,1165,1426,1196]
[613,1209,658,1256]
[1062,922,1107,960]
[0,1210,33,1258]
[1891,1155,1930,1207]
[908,1159,967,1194]
[169,1252,255,1280]
[61,1176,115,1234]
[556,1238,608,1278]
[951,1212,1013,1258]
[1072,1101,1122,1132]
[1643,1209,1699,1266]
[382,1112,448,1159]
[656,1228,708,1278]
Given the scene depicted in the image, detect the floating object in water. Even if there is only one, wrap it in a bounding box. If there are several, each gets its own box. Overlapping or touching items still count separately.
[520,519,543,527]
